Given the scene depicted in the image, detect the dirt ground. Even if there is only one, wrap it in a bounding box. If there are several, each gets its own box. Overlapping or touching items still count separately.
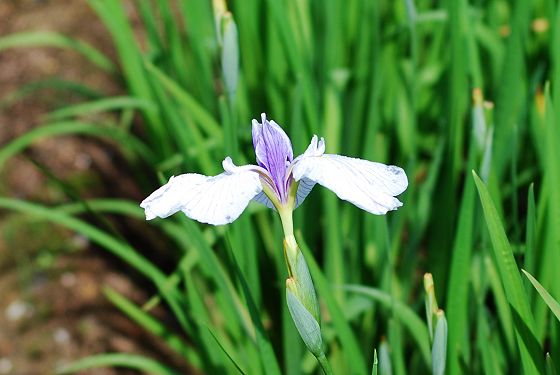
[0,1,190,374]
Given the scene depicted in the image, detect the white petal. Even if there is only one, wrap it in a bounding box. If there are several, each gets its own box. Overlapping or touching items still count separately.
[140,170,263,225]
[292,154,408,215]
[301,135,325,158]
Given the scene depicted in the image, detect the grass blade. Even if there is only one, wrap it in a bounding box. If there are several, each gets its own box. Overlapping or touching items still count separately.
[56,353,181,375]
[371,349,378,375]
[0,31,116,73]
[0,78,103,109]
[102,287,199,367]
[521,270,560,323]
[473,171,544,374]
[144,61,222,140]
[229,247,282,375]
[343,285,431,367]
[491,0,530,178]
[87,0,167,149]
[46,96,157,121]
[0,121,155,168]
[205,325,249,375]
[0,198,187,324]
[445,167,475,375]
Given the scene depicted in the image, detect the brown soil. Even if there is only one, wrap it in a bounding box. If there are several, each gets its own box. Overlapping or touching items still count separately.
[0,1,190,374]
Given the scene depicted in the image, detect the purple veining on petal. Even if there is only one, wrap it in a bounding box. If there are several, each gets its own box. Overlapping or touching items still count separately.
[251,119,265,167]
[251,113,294,202]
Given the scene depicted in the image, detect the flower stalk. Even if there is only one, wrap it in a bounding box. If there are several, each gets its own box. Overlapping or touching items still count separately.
[261,181,330,373]
[279,215,332,374]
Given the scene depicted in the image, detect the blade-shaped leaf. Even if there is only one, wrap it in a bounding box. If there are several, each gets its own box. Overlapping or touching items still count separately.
[521,270,560,323]
[473,171,544,374]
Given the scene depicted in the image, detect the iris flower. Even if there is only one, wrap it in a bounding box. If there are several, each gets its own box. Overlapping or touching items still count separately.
[141,113,408,225]
[141,113,407,372]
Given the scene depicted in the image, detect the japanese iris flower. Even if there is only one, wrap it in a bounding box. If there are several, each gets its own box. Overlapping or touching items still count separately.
[140,113,408,225]
[141,113,407,372]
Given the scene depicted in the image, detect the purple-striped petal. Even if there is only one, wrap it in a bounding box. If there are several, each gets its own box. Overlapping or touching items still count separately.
[251,113,293,202]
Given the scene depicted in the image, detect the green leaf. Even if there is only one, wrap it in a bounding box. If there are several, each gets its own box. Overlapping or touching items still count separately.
[229,248,282,375]
[0,78,103,109]
[144,61,222,140]
[521,270,560,323]
[46,96,158,121]
[205,325,249,375]
[0,121,155,169]
[102,287,200,368]
[491,0,530,178]
[0,198,193,334]
[87,0,166,146]
[56,353,181,375]
[0,31,116,73]
[546,353,557,375]
[473,171,544,374]
[343,285,431,367]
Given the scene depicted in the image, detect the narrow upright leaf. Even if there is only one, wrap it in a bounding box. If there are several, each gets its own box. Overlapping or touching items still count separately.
[522,270,560,323]
[473,171,544,374]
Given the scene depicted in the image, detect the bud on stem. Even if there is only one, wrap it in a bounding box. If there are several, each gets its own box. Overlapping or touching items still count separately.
[284,235,320,323]
[284,236,332,374]
[268,183,332,374]
[424,273,447,375]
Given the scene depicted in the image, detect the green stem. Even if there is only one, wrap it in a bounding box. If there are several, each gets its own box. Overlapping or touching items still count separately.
[317,352,334,375]
[279,207,294,237]
[265,180,330,371]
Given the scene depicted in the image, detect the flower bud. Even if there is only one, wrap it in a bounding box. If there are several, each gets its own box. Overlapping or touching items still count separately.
[284,235,320,322]
[432,310,448,375]
[286,279,323,357]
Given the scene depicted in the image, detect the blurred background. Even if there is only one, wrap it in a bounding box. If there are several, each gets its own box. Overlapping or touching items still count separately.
[0,0,559,374]
[0,1,185,374]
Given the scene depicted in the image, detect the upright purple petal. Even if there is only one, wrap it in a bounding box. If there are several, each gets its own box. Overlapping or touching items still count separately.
[252,118,266,167]
[251,113,294,201]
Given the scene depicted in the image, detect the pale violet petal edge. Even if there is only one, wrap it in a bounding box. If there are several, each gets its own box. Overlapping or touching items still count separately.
[291,153,408,215]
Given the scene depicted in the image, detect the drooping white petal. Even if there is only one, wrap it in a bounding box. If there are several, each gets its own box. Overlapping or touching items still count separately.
[292,154,408,215]
[140,168,263,225]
